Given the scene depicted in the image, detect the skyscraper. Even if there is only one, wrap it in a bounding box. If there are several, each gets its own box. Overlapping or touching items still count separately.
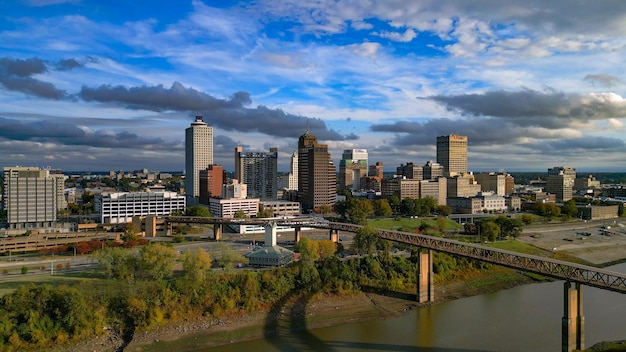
[4,166,62,231]
[436,135,468,177]
[298,129,336,212]
[234,146,278,200]
[339,149,368,191]
[185,116,213,203]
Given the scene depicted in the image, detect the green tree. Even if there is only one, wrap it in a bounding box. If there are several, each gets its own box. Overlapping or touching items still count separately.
[257,205,273,218]
[480,221,500,242]
[295,237,320,263]
[233,210,247,219]
[400,198,418,217]
[436,216,448,233]
[353,225,380,255]
[333,200,349,219]
[177,248,212,295]
[520,214,534,225]
[436,205,452,216]
[137,244,178,280]
[561,199,579,218]
[214,242,248,269]
[373,199,392,217]
[318,204,332,216]
[96,247,136,280]
[388,195,400,215]
[185,205,211,218]
[346,198,373,225]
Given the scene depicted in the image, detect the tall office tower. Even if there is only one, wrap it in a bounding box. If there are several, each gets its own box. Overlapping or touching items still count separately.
[298,129,336,213]
[436,135,468,177]
[339,149,368,191]
[546,166,576,203]
[423,160,444,180]
[3,166,62,230]
[235,146,278,200]
[185,116,213,204]
[396,162,423,180]
[287,150,298,190]
[199,164,224,204]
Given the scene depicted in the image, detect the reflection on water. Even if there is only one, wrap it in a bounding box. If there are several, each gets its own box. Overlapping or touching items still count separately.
[206,263,626,352]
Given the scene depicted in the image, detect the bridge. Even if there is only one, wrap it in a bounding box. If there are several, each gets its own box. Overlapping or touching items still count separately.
[165,215,626,351]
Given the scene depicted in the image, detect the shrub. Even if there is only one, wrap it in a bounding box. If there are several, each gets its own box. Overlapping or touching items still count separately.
[41,265,46,270]
[2,268,8,275]
[65,262,71,269]
[21,266,28,274]
[57,263,64,270]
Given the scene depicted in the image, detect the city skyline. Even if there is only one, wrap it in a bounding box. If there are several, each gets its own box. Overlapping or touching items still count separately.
[2,1,626,172]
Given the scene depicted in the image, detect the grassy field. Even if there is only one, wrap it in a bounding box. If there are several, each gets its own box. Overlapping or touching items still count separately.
[0,271,103,297]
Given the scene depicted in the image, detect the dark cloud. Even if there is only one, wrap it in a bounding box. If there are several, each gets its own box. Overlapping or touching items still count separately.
[79,81,352,141]
[0,116,179,150]
[583,74,624,88]
[0,57,68,99]
[57,58,83,71]
[427,88,626,128]
[79,82,250,112]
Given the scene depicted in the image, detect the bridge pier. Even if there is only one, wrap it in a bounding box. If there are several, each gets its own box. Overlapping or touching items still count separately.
[416,248,434,303]
[562,281,584,352]
[294,226,301,243]
[213,224,222,241]
[329,229,339,243]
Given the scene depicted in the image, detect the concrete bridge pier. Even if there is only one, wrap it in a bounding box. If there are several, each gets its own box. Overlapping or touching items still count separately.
[562,281,584,352]
[213,224,222,241]
[329,229,339,243]
[294,226,302,243]
[416,248,434,303]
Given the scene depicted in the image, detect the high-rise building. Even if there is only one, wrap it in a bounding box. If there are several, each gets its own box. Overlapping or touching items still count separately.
[546,166,576,203]
[339,149,368,191]
[185,116,213,203]
[397,162,423,180]
[381,177,420,200]
[436,135,468,177]
[298,129,336,212]
[369,162,384,180]
[199,164,224,204]
[423,160,444,180]
[235,146,278,200]
[3,166,63,231]
[288,150,298,190]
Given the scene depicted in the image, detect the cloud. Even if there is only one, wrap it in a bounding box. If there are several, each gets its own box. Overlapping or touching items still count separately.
[427,89,626,128]
[374,29,417,42]
[56,58,83,71]
[0,57,68,99]
[0,116,180,150]
[79,81,353,141]
[584,74,624,88]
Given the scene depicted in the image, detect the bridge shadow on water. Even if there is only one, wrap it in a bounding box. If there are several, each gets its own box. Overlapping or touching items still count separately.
[263,288,487,352]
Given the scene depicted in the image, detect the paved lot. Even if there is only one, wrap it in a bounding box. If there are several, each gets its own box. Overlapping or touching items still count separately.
[518,219,626,265]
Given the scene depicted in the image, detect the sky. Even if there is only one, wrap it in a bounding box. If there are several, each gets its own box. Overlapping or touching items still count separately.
[1,0,626,173]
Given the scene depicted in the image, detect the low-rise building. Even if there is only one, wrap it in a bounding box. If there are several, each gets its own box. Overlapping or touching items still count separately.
[209,197,259,218]
[259,200,301,217]
[96,191,186,224]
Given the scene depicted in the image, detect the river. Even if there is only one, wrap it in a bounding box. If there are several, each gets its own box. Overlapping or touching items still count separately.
[209,262,626,352]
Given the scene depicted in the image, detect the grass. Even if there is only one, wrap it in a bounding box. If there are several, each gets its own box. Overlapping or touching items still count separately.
[484,239,553,256]
[0,271,104,297]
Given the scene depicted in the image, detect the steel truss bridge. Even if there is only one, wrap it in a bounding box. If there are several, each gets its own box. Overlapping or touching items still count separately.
[165,216,626,294]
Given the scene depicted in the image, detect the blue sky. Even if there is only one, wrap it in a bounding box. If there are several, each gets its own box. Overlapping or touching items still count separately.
[1,0,626,173]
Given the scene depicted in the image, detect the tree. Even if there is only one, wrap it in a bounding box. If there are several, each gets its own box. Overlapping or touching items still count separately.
[178,248,212,294]
[333,200,349,219]
[388,195,400,215]
[96,247,136,280]
[436,205,452,217]
[520,214,534,225]
[137,243,178,280]
[561,199,579,218]
[214,242,248,269]
[400,198,418,217]
[346,198,373,225]
[185,205,211,218]
[480,221,500,242]
[353,225,380,255]
[257,205,273,218]
[318,204,332,217]
[233,210,247,219]
[317,240,337,260]
[295,237,320,263]
[373,199,392,217]
[436,216,448,233]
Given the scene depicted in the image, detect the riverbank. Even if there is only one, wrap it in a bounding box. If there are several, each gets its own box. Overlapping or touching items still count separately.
[53,266,536,352]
